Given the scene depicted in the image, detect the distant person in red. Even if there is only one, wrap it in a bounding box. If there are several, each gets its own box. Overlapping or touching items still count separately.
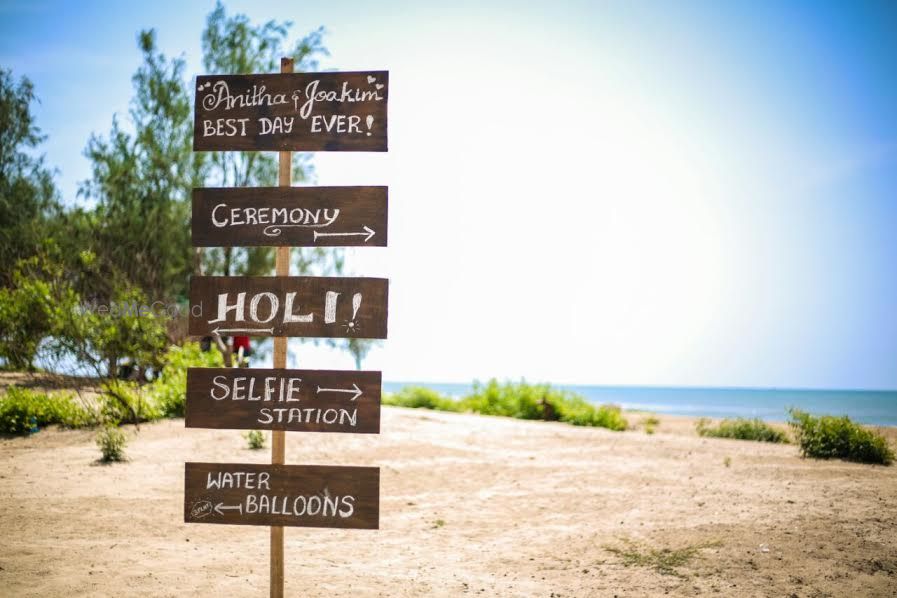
[232,335,251,367]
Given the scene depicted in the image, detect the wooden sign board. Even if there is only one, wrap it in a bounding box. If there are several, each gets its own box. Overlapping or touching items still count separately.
[188,276,388,339]
[192,186,388,247]
[185,462,379,529]
[186,368,381,434]
[193,71,388,152]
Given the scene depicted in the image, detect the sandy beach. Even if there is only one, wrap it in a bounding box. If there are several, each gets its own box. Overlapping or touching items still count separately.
[2,407,896,597]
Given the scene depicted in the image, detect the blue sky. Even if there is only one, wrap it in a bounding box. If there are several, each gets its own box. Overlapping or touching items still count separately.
[2,1,896,389]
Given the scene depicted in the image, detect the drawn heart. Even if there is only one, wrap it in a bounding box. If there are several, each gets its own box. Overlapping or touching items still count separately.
[367,75,376,84]
[375,83,384,90]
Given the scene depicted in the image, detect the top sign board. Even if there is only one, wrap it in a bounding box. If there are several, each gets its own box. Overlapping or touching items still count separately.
[193,71,388,152]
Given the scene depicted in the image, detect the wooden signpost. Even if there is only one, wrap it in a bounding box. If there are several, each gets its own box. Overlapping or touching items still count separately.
[186,58,389,597]
[185,463,379,529]
[192,186,388,247]
[186,368,381,434]
[194,70,388,152]
[188,276,389,339]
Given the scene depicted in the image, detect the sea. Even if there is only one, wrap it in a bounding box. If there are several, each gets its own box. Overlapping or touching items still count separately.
[382,382,897,427]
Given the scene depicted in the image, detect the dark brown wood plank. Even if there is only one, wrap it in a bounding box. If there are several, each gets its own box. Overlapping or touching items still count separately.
[186,368,381,434]
[192,186,387,247]
[193,71,388,152]
[188,276,388,339]
[184,463,379,529]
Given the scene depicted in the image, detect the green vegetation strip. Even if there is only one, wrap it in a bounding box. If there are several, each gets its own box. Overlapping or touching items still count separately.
[383,380,628,431]
[696,417,789,443]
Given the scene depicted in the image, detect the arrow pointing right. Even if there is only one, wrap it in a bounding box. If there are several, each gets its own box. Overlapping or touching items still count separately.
[313,226,376,243]
[316,383,363,401]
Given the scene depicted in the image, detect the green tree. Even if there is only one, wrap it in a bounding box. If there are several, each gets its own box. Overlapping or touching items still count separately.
[198,2,340,280]
[0,69,60,287]
[0,247,78,370]
[346,338,379,370]
[200,4,376,363]
[80,30,206,303]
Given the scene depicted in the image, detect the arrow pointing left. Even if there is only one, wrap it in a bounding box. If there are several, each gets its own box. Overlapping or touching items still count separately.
[214,503,243,515]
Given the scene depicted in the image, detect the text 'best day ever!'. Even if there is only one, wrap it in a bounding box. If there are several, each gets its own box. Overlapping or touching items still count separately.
[193,71,388,151]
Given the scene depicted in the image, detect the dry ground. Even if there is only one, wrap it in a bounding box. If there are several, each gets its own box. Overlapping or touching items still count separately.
[1,407,896,597]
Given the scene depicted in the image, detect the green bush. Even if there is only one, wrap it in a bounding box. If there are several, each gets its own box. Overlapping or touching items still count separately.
[244,430,266,450]
[96,426,127,462]
[0,386,97,434]
[99,379,161,424]
[97,342,224,423]
[146,342,224,417]
[458,380,628,431]
[385,380,627,431]
[0,252,80,370]
[788,409,894,465]
[550,394,628,431]
[384,386,461,411]
[459,379,547,419]
[696,417,789,443]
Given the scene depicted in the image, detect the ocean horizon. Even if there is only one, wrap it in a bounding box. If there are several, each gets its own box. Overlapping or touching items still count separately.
[383,382,897,427]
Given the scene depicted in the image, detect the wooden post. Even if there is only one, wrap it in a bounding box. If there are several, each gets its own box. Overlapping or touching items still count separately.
[270,55,293,598]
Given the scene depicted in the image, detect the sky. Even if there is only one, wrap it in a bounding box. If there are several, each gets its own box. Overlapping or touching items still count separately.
[2,0,896,389]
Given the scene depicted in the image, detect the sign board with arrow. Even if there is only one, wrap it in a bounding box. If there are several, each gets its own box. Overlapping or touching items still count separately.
[188,276,388,339]
[184,462,379,529]
[185,368,381,433]
[193,70,388,152]
[192,186,388,247]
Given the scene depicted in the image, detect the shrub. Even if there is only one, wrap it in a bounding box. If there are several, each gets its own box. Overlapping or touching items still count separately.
[696,417,789,443]
[244,430,266,450]
[458,379,547,419]
[459,379,628,431]
[385,380,628,432]
[96,342,224,423]
[147,342,224,417]
[551,394,628,431]
[788,409,894,465]
[96,425,127,462]
[641,415,660,435]
[100,379,161,424]
[0,386,97,434]
[0,252,80,370]
[384,386,460,411]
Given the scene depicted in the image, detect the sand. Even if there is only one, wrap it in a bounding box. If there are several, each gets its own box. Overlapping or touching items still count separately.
[2,407,896,597]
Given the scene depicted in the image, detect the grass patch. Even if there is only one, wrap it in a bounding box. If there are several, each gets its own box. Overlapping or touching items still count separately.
[696,417,789,443]
[604,539,721,578]
[641,415,660,435]
[0,386,98,434]
[788,408,894,465]
[385,380,627,431]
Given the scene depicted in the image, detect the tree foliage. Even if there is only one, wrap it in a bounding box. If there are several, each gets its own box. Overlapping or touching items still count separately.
[80,30,205,303]
[1,3,376,374]
[199,2,340,280]
[0,70,60,287]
